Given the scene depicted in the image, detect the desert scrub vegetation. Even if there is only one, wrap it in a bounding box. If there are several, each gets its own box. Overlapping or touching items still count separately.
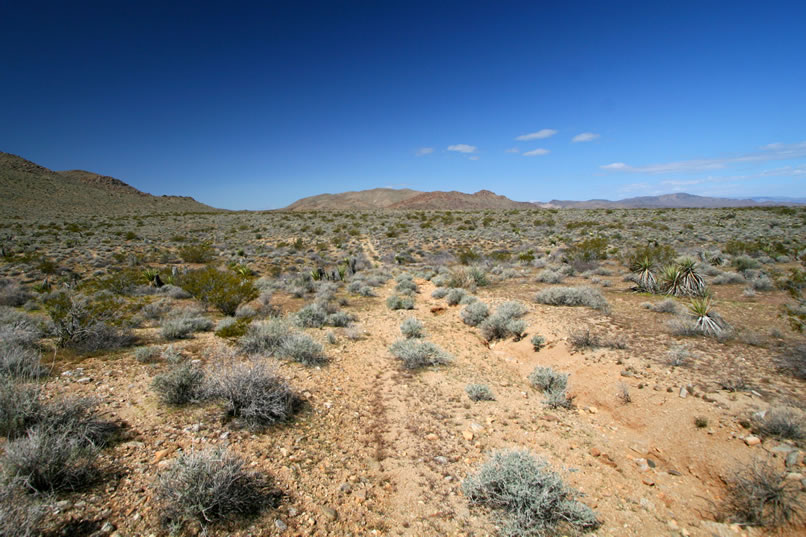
[465,383,495,402]
[479,301,528,342]
[528,366,574,409]
[658,257,707,297]
[388,339,453,369]
[0,479,45,537]
[568,327,626,350]
[160,307,214,340]
[460,300,490,327]
[641,298,679,314]
[239,318,290,356]
[721,459,804,528]
[157,447,274,533]
[152,363,206,406]
[0,387,116,493]
[43,291,134,351]
[400,317,425,339]
[176,265,258,316]
[386,294,414,310]
[463,449,599,537]
[177,241,215,263]
[530,334,546,351]
[534,286,609,312]
[751,407,805,441]
[207,362,299,429]
[280,332,327,365]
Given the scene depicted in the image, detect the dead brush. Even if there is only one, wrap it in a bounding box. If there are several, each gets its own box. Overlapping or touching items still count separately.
[721,459,805,528]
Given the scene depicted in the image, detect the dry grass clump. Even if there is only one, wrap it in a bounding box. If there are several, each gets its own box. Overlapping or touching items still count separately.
[461,301,490,327]
[0,391,116,494]
[0,279,31,307]
[386,295,415,310]
[721,459,804,528]
[751,407,805,441]
[480,301,528,342]
[238,318,290,356]
[534,286,609,312]
[0,479,45,537]
[388,339,453,369]
[400,317,425,339]
[528,366,573,410]
[642,298,679,314]
[207,362,299,430]
[160,308,214,340]
[152,363,206,406]
[157,448,273,533]
[280,332,327,365]
[568,328,626,350]
[465,384,495,402]
[463,449,599,537]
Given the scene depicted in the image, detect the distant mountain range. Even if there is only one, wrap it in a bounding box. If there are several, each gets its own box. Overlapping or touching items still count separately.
[287,188,803,211]
[2,152,801,216]
[0,152,216,218]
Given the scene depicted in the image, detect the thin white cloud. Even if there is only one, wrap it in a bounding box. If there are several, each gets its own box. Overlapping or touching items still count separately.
[469,156,480,161]
[572,132,600,143]
[516,129,557,141]
[447,144,477,153]
[416,147,434,156]
[523,148,550,157]
[505,147,520,153]
[601,141,806,174]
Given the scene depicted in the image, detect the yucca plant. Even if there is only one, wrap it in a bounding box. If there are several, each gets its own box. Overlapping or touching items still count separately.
[231,264,254,278]
[660,264,682,296]
[688,297,723,336]
[142,268,160,285]
[677,257,706,296]
[630,256,656,292]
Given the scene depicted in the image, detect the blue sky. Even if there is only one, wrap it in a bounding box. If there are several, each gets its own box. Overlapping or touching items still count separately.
[1,1,805,209]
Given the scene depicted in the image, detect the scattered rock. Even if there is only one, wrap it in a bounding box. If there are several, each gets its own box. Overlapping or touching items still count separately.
[274,519,288,531]
[679,386,688,398]
[462,430,474,441]
[786,450,801,468]
[321,506,338,521]
[744,436,761,446]
[642,477,655,486]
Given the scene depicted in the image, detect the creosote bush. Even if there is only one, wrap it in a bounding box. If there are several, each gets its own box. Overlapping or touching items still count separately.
[176,266,258,316]
[43,291,134,352]
[534,286,610,312]
[388,339,452,369]
[463,449,599,537]
[157,448,273,532]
